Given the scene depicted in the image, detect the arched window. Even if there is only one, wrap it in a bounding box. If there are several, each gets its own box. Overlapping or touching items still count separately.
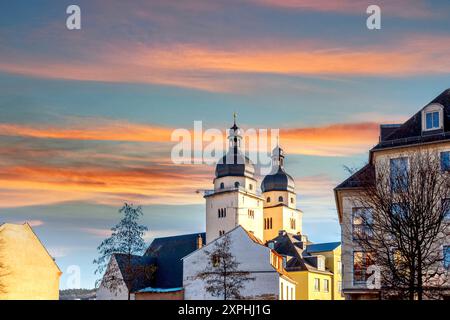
[249,184,253,190]
[220,182,224,189]
[223,208,226,217]
[218,209,221,218]
[291,197,294,204]
[267,197,271,203]
[278,196,283,202]
[270,217,273,229]
[234,181,240,188]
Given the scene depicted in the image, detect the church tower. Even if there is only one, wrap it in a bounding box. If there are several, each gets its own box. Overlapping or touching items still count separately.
[261,145,302,242]
[205,118,264,244]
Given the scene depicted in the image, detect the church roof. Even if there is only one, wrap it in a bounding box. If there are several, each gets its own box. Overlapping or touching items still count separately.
[215,146,255,179]
[261,146,295,193]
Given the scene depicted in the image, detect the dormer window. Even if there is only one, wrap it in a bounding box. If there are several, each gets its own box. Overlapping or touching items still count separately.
[422,103,444,132]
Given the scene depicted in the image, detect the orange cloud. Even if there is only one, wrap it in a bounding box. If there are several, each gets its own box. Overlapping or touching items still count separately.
[0,118,389,208]
[1,35,449,92]
[0,118,381,156]
[0,163,212,208]
[0,119,172,142]
[280,122,380,156]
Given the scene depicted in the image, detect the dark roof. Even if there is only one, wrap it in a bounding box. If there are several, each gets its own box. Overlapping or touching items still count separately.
[215,146,255,179]
[335,164,375,190]
[379,124,402,141]
[144,233,206,289]
[269,233,333,274]
[261,167,295,193]
[306,242,341,253]
[373,89,450,150]
[113,253,155,293]
[261,146,295,193]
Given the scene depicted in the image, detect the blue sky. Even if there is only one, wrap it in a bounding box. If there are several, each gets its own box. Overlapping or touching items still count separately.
[0,0,450,289]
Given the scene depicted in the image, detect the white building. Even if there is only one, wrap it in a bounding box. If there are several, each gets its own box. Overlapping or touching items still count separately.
[182,225,296,300]
[205,119,302,244]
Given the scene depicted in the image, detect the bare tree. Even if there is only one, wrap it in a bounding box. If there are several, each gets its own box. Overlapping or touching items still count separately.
[94,203,156,300]
[197,234,254,300]
[348,149,450,300]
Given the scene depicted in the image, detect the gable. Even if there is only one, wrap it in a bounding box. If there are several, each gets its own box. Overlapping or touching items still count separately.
[0,223,61,274]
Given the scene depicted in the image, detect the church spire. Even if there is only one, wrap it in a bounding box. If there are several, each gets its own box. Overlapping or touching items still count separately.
[229,112,241,148]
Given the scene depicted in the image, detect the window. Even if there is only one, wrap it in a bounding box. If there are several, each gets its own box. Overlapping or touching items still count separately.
[443,199,450,221]
[219,230,225,236]
[392,203,407,219]
[390,157,408,192]
[220,182,224,189]
[317,257,325,270]
[267,197,271,203]
[290,197,294,204]
[290,218,296,230]
[212,254,221,267]
[248,209,254,219]
[218,208,226,218]
[426,111,440,130]
[444,246,450,270]
[352,208,373,239]
[278,196,283,202]
[280,282,283,300]
[314,278,320,291]
[441,151,450,171]
[265,217,273,230]
[323,279,329,292]
[249,184,253,190]
[234,181,240,188]
[353,251,374,284]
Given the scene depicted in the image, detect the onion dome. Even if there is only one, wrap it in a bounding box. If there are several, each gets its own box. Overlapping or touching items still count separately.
[215,115,255,179]
[261,145,295,193]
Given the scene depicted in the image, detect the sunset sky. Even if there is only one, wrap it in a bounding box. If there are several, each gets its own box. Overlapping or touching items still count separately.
[1,0,450,289]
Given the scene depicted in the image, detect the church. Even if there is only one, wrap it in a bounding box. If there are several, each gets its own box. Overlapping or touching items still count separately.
[183,119,344,300]
[205,118,302,244]
[97,119,343,300]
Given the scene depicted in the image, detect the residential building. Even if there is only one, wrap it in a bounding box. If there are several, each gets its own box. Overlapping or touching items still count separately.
[334,89,450,300]
[96,233,205,300]
[268,232,343,300]
[0,223,61,300]
[182,225,296,300]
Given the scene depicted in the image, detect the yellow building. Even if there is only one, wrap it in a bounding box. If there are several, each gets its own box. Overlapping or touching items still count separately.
[0,223,61,300]
[268,232,344,300]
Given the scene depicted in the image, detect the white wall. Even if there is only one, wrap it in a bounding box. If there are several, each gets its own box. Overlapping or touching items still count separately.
[96,256,134,300]
[183,227,279,300]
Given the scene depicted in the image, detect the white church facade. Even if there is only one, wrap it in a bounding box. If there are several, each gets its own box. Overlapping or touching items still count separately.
[205,119,302,244]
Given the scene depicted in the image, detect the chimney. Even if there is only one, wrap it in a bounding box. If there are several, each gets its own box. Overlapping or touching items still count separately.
[197,234,203,249]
